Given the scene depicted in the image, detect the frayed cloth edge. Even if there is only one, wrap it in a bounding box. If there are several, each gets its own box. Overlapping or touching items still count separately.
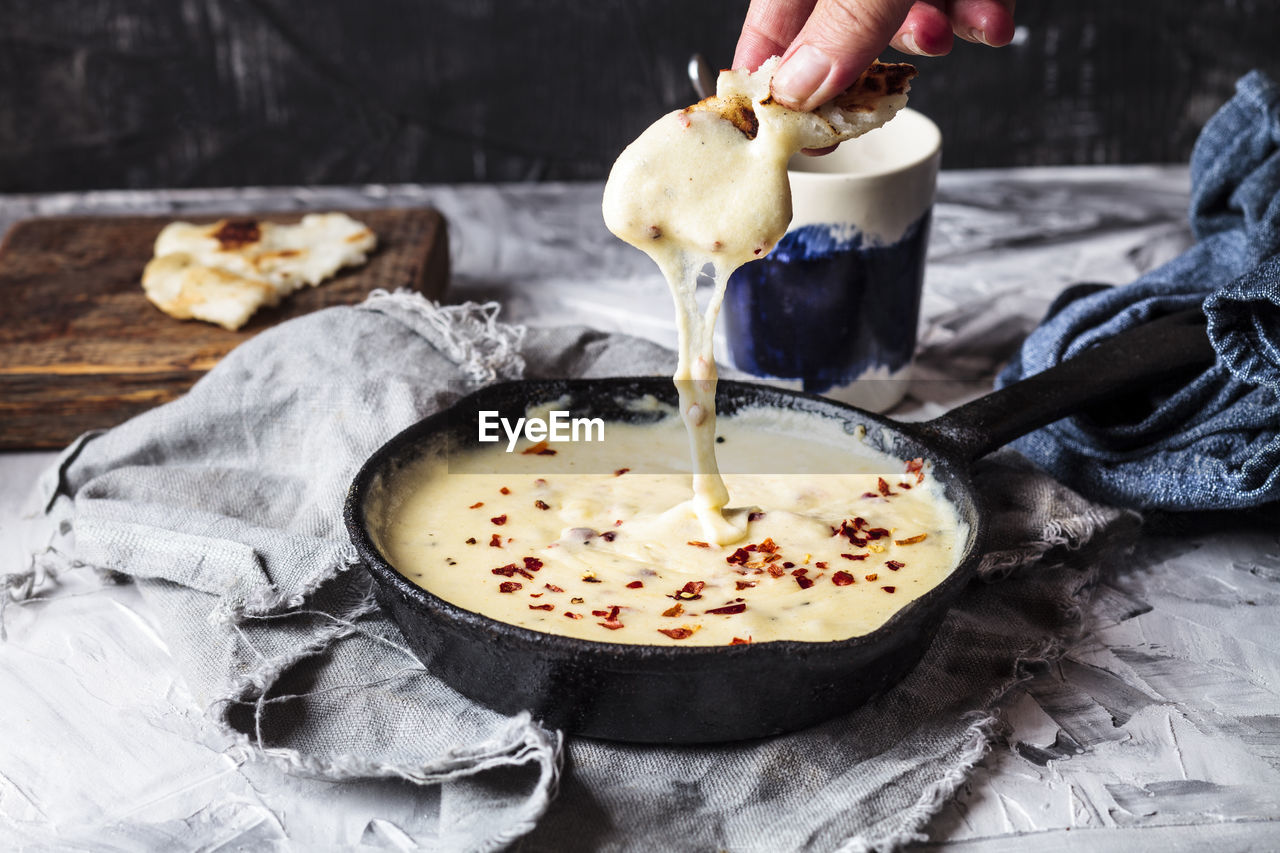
[213,634,562,853]
[358,289,527,383]
[209,582,563,851]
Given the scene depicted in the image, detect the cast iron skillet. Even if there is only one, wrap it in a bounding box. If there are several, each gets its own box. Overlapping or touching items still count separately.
[345,310,1212,743]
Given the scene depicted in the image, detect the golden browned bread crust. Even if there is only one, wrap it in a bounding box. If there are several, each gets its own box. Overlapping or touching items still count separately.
[682,59,917,149]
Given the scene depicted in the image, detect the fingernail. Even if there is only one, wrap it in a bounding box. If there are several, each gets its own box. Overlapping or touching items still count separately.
[968,27,989,46]
[772,44,833,111]
[899,31,942,57]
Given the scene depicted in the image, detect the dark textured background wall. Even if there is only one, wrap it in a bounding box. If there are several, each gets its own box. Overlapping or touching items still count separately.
[2,0,1278,191]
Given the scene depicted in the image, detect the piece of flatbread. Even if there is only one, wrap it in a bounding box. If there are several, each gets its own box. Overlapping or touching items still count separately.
[142,212,376,331]
[685,57,916,150]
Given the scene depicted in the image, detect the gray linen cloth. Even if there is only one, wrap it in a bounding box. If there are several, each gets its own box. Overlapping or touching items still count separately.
[26,291,1131,852]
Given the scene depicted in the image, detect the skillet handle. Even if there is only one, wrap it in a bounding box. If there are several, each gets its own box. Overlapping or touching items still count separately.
[911,308,1216,465]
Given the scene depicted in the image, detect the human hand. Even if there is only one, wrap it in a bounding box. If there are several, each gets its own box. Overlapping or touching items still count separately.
[734,0,1017,112]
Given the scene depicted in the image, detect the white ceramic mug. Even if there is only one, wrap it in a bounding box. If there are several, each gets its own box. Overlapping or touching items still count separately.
[724,108,942,412]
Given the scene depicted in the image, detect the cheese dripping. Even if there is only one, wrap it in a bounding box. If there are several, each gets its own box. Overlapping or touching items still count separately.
[603,65,815,544]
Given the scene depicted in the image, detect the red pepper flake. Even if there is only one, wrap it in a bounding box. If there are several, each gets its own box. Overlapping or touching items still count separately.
[768,564,785,578]
[886,560,905,571]
[614,468,630,476]
[841,553,868,561]
[814,561,828,569]
[491,514,507,526]
[601,531,617,542]
[529,603,554,611]
[796,576,815,590]
[834,519,870,547]
[564,612,583,619]
[663,603,684,617]
[489,534,503,547]
[782,561,795,569]
[895,534,927,546]
[534,478,547,486]
[626,580,644,589]
[545,583,564,592]
[861,492,879,499]
[591,609,610,617]
[571,596,584,604]
[898,481,913,490]
[671,581,705,600]
[466,538,477,545]
[756,538,779,554]
[791,567,808,577]
[832,571,856,586]
[614,519,624,526]
[865,573,878,582]
[498,581,522,593]
[491,564,522,578]
[748,511,765,522]
[878,477,893,497]
[866,528,891,540]
[500,487,511,495]
[522,440,557,456]
[735,580,757,590]
[658,627,695,640]
[883,586,897,593]
[705,602,746,615]
[469,502,484,509]
[583,576,603,583]
[534,499,550,510]
[687,540,710,548]
[599,620,625,630]
[906,457,925,483]
[730,636,752,645]
[726,548,751,566]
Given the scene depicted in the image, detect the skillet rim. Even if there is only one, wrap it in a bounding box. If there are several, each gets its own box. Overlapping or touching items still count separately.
[344,376,985,661]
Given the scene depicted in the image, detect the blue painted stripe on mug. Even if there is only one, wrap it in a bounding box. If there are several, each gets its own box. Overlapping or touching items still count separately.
[725,211,930,394]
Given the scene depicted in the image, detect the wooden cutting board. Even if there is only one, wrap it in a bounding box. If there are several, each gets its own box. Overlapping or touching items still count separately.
[0,208,448,449]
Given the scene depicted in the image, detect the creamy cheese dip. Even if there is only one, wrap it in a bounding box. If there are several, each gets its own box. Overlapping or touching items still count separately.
[374,408,964,646]
[374,61,934,646]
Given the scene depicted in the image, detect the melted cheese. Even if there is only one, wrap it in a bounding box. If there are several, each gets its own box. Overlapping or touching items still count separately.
[600,59,907,544]
[374,409,963,645]
[601,72,802,545]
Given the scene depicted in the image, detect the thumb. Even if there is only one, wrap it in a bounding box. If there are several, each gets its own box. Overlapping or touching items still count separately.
[771,0,915,112]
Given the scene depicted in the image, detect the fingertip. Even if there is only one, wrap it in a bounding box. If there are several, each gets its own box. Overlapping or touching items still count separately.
[898,2,953,55]
[892,21,953,56]
[980,13,1016,46]
[952,0,1016,47]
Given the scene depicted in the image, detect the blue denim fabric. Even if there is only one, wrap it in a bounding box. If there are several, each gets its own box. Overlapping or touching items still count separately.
[997,71,1280,510]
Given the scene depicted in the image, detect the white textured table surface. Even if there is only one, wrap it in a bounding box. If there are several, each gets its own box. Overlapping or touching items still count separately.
[2,170,1278,850]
